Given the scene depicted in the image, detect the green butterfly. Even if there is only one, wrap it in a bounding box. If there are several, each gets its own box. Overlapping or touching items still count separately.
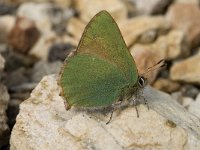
[59,10,146,111]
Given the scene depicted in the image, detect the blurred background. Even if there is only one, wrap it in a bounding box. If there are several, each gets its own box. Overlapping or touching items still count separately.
[0,0,200,149]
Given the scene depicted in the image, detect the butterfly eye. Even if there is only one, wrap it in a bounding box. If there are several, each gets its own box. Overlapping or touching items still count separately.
[138,76,145,88]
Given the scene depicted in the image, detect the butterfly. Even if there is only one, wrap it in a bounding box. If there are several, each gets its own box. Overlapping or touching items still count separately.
[59,10,165,121]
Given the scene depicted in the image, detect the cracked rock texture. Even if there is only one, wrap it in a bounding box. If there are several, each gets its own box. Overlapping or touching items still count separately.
[10,75,198,150]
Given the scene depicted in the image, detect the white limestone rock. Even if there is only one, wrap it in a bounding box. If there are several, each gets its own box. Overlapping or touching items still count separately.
[10,75,200,150]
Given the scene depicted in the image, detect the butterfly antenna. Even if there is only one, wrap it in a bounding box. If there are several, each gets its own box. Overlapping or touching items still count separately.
[141,59,167,76]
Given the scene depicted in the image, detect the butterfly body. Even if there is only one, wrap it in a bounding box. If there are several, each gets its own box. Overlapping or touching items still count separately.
[59,11,143,109]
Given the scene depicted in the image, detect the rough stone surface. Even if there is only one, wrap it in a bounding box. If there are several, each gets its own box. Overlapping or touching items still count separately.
[131,30,189,60]
[189,93,200,117]
[170,54,200,84]
[10,75,192,150]
[74,0,127,23]
[8,17,40,54]
[0,84,10,147]
[166,3,200,48]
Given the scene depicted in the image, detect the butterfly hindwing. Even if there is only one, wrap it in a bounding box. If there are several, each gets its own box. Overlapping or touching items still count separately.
[60,54,127,107]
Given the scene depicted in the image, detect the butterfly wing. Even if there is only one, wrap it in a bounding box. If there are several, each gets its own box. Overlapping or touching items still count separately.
[77,11,138,84]
[60,54,127,107]
[60,11,138,108]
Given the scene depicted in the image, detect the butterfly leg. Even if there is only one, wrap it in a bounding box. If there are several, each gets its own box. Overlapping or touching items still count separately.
[106,98,123,124]
[141,89,149,110]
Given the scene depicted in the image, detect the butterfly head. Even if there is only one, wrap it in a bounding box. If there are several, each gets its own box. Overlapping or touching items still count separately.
[138,76,147,88]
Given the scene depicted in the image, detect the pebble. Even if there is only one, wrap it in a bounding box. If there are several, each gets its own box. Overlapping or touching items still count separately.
[48,43,75,62]
[125,0,173,15]
[8,17,40,54]
[31,60,62,82]
[0,15,15,43]
[170,54,200,84]
[166,3,200,48]
[73,0,127,22]
[153,78,181,93]
[131,30,189,60]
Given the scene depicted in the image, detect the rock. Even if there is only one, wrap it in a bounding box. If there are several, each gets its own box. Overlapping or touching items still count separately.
[182,97,193,108]
[8,17,40,54]
[48,43,75,62]
[0,54,5,71]
[170,54,200,84]
[0,84,10,148]
[4,49,36,71]
[131,48,161,83]
[29,31,57,60]
[17,2,53,33]
[0,15,15,43]
[31,61,62,82]
[67,16,170,47]
[189,93,200,118]
[4,67,29,90]
[120,16,170,47]
[166,3,200,48]
[181,84,199,99]
[153,78,181,93]
[0,3,17,15]
[131,30,189,60]
[73,0,127,23]
[124,0,173,15]
[10,75,190,150]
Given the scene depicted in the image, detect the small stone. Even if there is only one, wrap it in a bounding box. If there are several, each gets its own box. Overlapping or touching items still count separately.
[48,43,76,62]
[74,0,127,22]
[8,17,40,54]
[182,97,193,108]
[67,17,85,42]
[29,31,57,60]
[17,2,53,33]
[10,75,188,150]
[189,93,200,117]
[120,16,170,47]
[0,84,10,148]
[171,91,183,104]
[166,3,200,48]
[130,48,163,84]
[0,54,5,71]
[0,15,15,43]
[3,67,29,90]
[124,0,173,15]
[181,84,199,99]
[153,78,181,93]
[31,60,62,82]
[4,50,36,71]
[170,54,200,84]
[131,30,189,60]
